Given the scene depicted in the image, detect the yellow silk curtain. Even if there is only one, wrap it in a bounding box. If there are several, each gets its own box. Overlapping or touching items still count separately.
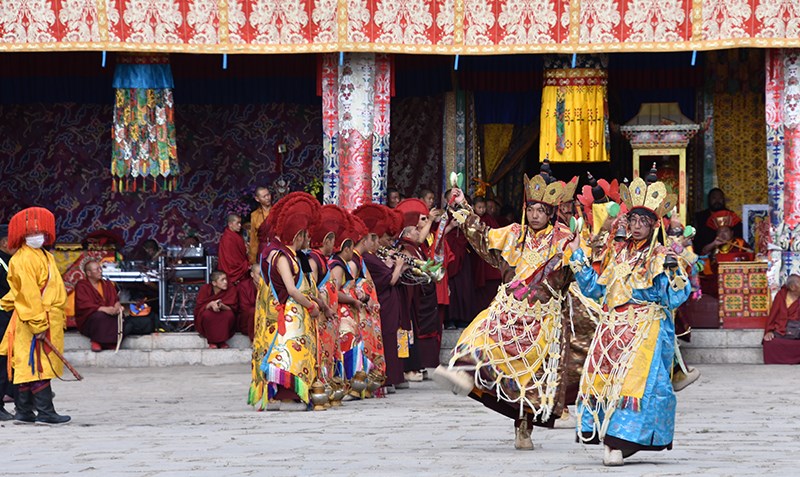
[539,68,609,163]
[482,124,515,181]
[713,92,767,216]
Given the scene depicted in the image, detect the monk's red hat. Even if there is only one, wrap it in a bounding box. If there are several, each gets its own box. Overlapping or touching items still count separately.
[310,204,349,249]
[353,204,394,238]
[707,210,741,230]
[395,198,429,228]
[8,207,56,249]
[273,192,321,244]
[387,209,404,237]
[339,213,368,247]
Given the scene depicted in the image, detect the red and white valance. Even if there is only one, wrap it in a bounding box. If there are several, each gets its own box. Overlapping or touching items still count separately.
[1,0,799,54]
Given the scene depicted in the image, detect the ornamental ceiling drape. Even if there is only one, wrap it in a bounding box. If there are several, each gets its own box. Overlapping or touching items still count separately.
[2,0,799,54]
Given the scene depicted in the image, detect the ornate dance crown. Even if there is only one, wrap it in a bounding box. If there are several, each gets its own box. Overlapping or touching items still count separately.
[618,163,677,219]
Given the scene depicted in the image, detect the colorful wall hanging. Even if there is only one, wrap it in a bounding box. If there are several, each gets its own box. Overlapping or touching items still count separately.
[442,91,474,196]
[112,54,178,192]
[321,53,392,209]
[539,55,610,163]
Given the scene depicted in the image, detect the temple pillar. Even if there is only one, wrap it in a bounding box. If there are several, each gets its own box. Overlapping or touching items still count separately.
[321,53,392,209]
[765,49,800,287]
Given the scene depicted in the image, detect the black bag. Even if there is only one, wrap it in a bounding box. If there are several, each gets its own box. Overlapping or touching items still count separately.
[124,314,155,336]
[783,320,800,340]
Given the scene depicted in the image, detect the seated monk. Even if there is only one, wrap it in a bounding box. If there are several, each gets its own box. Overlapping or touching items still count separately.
[700,211,752,298]
[237,264,259,341]
[75,260,124,352]
[763,275,800,364]
[194,271,238,349]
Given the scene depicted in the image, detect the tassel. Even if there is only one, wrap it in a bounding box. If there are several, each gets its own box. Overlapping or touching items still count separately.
[112,178,117,193]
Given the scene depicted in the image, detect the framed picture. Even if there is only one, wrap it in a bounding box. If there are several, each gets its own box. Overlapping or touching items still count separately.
[742,204,770,246]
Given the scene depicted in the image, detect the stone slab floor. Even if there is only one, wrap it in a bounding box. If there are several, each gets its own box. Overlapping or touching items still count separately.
[3,364,797,476]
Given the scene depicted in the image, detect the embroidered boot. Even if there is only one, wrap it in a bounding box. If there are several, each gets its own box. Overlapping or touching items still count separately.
[33,384,71,426]
[431,365,473,396]
[603,445,624,466]
[13,387,35,425]
[514,419,534,450]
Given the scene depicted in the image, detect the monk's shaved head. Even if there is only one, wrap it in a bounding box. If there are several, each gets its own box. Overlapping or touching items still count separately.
[787,275,800,291]
[226,214,240,225]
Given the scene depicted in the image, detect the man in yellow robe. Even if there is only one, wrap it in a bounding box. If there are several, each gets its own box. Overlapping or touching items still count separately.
[248,186,272,264]
[0,207,71,425]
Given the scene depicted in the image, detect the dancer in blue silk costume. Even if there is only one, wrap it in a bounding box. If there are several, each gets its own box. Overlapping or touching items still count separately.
[568,166,691,466]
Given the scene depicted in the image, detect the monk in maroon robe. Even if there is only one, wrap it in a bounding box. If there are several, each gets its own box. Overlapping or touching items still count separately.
[473,201,502,311]
[194,271,238,348]
[75,260,123,351]
[237,265,259,341]
[763,275,800,364]
[446,226,475,328]
[218,214,250,287]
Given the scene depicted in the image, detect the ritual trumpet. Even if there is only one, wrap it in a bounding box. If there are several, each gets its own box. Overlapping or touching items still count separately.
[376,246,445,285]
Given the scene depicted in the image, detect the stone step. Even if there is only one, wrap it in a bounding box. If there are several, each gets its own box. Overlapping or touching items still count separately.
[64,348,251,368]
[64,332,251,351]
[63,332,252,368]
[439,329,765,365]
[63,328,764,368]
[681,329,764,364]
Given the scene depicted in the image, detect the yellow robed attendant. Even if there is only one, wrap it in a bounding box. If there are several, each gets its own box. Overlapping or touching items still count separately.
[433,171,582,451]
[248,192,322,411]
[0,207,71,425]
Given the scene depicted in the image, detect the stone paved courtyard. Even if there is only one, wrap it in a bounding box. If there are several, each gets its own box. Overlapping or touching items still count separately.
[4,364,797,476]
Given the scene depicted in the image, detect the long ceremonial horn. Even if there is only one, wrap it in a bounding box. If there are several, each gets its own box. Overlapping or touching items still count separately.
[42,336,84,381]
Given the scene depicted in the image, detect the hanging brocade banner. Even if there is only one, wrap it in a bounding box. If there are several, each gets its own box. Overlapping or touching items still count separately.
[322,53,393,210]
[539,55,610,163]
[112,54,178,192]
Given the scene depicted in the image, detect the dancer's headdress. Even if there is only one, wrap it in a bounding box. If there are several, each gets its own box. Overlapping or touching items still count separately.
[619,163,677,221]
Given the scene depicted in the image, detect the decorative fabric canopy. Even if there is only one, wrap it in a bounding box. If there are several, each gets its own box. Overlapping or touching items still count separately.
[2,1,799,54]
[112,54,178,192]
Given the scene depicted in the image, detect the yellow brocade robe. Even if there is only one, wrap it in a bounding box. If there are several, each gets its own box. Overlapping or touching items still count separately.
[248,251,317,407]
[0,245,67,384]
[450,217,577,419]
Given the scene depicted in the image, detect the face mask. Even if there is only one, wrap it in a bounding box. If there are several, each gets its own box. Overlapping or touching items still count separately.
[26,233,45,249]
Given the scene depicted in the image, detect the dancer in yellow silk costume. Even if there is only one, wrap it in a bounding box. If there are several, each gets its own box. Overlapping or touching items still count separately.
[433,170,588,450]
